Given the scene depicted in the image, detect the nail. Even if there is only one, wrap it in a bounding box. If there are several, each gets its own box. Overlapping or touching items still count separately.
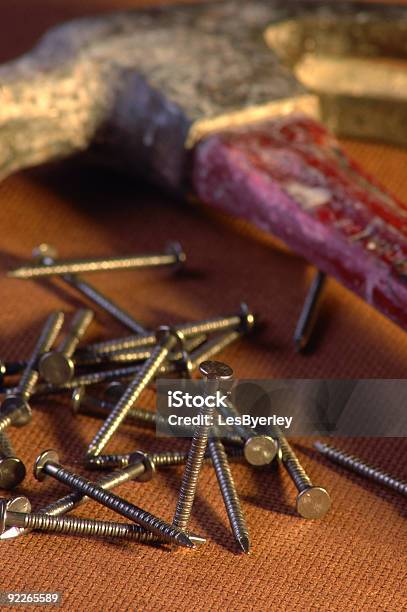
[33,450,194,548]
[314,441,407,498]
[39,309,94,385]
[65,275,148,334]
[85,450,180,471]
[0,311,64,433]
[208,438,250,553]
[176,303,254,337]
[1,452,152,540]
[34,365,142,396]
[33,334,207,394]
[86,326,185,457]
[32,244,147,335]
[0,433,26,489]
[86,445,244,471]
[277,432,331,519]
[76,334,207,367]
[72,386,154,422]
[294,270,326,353]
[1,454,205,547]
[180,329,244,376]
[5,329,233,397]
[78,302,254,358]
[173,360,233,531]
[9,242,186,279]
[1,495,203,546]
[0,496,164,545]
[14,357,176,397]
[217,399,278,466]
[72,386,243,445]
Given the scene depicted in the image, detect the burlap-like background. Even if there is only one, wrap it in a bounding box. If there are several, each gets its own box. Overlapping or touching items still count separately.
[0,2,406,610]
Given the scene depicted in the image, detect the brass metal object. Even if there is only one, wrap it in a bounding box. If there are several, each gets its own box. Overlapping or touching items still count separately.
[266,4,407,147]
[33,450,195,548]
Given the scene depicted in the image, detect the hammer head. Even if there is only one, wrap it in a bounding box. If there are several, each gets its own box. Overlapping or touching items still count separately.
[0,1,310,189]
[1,2,405,187]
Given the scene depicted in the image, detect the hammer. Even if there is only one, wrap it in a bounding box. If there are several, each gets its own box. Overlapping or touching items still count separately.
[1,1,407,330]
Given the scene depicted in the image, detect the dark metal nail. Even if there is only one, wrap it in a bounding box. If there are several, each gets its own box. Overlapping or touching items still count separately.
[0,433,26,489]
[180,329,244,376]
[78,303,254,358]
[1,452,152,540]
[294,270,326,353]
[0,311,64,433]
[72,386,243,445]
[86,445,244,471]
[277,432,331,519]
[0,496,165,544]
[314,441,407,498]
[76,334,206,367]
[173,360,234,531]
[86,326,185,457]
[64,274,147,334]
[32,244,147,335]
[33,450,194,548]
[39,309,94,385]
[208,438,250,553]
[216,399,278,466]
[9,242,186,279]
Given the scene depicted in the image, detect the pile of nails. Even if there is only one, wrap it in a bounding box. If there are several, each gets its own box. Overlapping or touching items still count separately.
[1,244,405,551]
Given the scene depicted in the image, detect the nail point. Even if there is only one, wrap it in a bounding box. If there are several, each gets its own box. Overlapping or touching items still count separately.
[237,535,250,554]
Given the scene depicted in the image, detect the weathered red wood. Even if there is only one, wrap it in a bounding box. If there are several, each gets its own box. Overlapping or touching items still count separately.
[192,116,407,330]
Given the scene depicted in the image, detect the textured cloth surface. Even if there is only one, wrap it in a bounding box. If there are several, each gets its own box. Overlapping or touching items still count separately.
[0,2,406,611]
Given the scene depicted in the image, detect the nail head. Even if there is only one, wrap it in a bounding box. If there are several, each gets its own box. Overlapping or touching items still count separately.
[1,396,32,427]
[244,435,278,466]
[239,302,255,331]
[165,241,186,269]
[71,387,86,414]
[156,326,185,352]
[199,360,233,380]
[34,449,60,482]
[296,486,331,519]
[0,496,31,534]
[32,243,58,264]
[129,451,156,482]
[39,352,75,386]
[0,457,26,490]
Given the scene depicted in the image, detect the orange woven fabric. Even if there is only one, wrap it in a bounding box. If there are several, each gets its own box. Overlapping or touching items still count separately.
[0,2,406,611]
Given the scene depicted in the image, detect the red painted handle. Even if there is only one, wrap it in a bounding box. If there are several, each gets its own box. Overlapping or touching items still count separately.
[193,115,407,330]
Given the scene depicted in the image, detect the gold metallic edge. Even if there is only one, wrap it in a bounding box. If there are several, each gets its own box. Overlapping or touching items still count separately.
[186,94,321,148]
